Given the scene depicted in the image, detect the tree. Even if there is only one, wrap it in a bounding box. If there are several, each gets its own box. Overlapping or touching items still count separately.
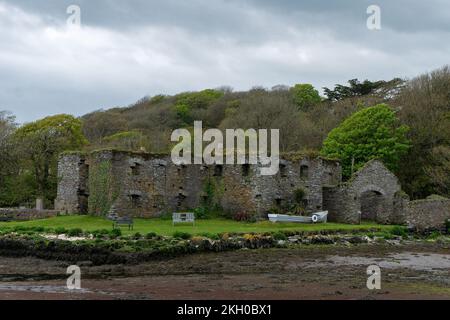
[173,89,224,125]
[0,111,20,204]
[220,89,306,152]
[394,66,450,198]
[15,114,87,201]
[323,78,404,101]
[424,145,450,196]
[321,104,411,178]
[290,84,321,111]
[103,130,148,151]
[0,111,17,179]
[82,110,128,142]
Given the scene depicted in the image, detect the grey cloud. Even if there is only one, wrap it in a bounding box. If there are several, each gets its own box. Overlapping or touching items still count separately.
[0,0,449,123]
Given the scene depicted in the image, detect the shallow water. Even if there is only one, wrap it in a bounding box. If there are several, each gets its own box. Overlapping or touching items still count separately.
[328,252,450,271]
[0,284,90,294]
[0,245,448,299]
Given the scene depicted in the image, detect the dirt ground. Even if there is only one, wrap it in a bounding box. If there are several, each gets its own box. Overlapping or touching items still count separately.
[0,243,449,300]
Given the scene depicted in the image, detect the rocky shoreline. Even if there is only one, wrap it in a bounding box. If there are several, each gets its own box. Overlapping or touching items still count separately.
[0,228,448,266]
[0,242,449,300]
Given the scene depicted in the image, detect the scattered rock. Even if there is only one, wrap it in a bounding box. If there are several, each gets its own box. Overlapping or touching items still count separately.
[346,236,368,244]
[310,236,334,245]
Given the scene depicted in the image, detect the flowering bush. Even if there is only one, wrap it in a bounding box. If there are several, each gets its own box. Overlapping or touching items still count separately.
[232,211,255,222]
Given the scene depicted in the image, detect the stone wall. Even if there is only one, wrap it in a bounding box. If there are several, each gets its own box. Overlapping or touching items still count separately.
[55,153,87,214]
[0,208,58,221]
[405,199,450,232]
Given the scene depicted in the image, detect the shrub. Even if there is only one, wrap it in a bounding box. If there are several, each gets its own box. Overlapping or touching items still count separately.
[116,245,138,253]
[198,232,220,240]
[220,233,230,240]
[193,207,209,219]
[54,227,68,235]
[132,232,142,240]
[145,232,158,239]
[427,231,442,240]
[389,226,408,237]
[243,233,256,241]
[173,231,192,240]
[381,232,396,240]
[268,207,282,214]
[191,236,205,243]
[12,226,27,232]
[272,231,287,241]
[91,229,110,238]
[30,226,46,233]
[159,212,173,220]
[110,228,122,238]
[445,219,450,234]
[293,188,306,204]
[67,228,83,237]
[232,211,255,222]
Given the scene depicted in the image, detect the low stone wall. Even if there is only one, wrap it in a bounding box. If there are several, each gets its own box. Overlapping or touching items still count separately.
[406,199,450,232]
[0,209,59,221]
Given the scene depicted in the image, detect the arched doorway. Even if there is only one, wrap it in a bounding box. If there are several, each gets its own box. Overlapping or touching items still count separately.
[360,190,385,222]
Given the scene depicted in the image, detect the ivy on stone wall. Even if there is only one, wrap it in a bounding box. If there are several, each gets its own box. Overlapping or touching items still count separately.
[88,161,119,215]
[201,177,225,215]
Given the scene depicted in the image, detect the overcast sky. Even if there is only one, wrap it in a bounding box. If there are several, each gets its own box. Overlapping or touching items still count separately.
[0,0,449,123]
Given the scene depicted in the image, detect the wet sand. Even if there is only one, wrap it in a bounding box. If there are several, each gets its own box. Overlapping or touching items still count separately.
[0,243,449,300]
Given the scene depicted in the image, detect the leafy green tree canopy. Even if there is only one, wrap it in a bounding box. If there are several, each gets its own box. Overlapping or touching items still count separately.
[15,114,87,197]
[174,89,224,123]
[290,84,321,111]
[16,114,87,149]
[321,104,411,178]
[103,130,146,151]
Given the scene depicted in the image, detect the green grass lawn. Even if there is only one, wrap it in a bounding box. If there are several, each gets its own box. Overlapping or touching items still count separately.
[0,215,396,236]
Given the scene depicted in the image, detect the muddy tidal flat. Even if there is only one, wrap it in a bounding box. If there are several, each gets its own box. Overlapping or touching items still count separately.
[0,243,449,300]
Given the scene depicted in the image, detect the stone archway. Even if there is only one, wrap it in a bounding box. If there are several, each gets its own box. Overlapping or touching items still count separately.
[360,190,385,222]
[357,185,387,222]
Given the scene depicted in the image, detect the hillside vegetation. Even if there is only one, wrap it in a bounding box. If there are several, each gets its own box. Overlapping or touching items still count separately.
[0,66,449,207]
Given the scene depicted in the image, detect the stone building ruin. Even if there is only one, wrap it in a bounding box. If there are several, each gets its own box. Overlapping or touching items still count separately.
[55,150,450,230]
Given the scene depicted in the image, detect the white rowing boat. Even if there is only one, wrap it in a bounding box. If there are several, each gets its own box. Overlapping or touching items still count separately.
[268,211,328,223]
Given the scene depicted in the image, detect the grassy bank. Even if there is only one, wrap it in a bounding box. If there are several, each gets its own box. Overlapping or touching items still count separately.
[0,215,396,236]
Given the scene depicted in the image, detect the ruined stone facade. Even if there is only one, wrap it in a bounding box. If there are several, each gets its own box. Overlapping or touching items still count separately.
[55,150,342,219]
[55,151,450,228]
[55,153,89,215]
[322,160,406,224]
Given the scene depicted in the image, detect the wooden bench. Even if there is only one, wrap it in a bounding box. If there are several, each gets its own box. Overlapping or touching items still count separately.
[108,214,134,231]
[0,211,14,222]
[173,212,195,226]
[0,216,13,222]
[113,217,134,230]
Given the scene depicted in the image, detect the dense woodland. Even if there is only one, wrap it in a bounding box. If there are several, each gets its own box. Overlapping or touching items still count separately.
[0,66,449,208]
